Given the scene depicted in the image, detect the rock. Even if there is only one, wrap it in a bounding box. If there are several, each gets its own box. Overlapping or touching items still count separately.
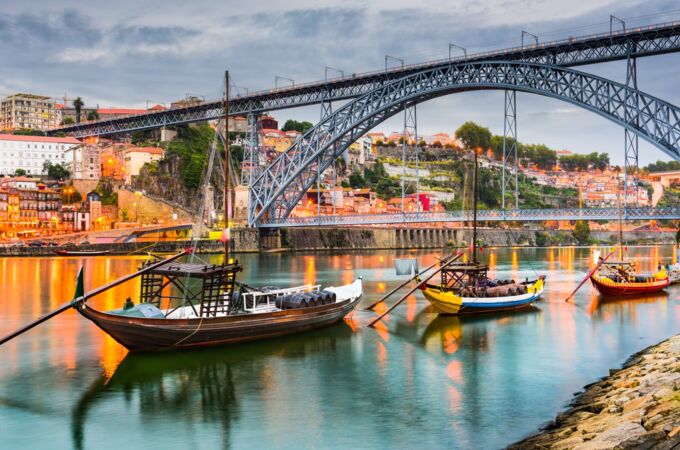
[618,430,666,450]
[643,414,663,430]
[582,433,596,441]
[623,395,650,412]
[608,404,623,413]
[573,422,647,449]
[653,387,673,400]
[610,368,621,376]
[669,425,680,438]
[615,396,631,406]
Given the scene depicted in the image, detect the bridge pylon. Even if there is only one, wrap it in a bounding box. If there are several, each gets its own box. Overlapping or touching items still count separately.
[624,48,640,211]
[502,90,519,210]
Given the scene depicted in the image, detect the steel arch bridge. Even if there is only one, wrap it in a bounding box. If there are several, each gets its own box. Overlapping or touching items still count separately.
[249,61,680,226]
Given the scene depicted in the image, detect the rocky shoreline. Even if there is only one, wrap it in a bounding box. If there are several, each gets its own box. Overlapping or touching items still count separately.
[508,335,680,449]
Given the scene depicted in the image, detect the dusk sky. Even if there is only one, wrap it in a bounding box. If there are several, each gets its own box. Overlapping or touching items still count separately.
[2,0,680,164]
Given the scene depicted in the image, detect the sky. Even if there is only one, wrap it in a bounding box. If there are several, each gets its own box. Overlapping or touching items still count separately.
[1,0,680,165]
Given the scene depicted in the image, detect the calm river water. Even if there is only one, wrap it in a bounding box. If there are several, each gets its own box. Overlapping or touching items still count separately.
[0,246,678,449]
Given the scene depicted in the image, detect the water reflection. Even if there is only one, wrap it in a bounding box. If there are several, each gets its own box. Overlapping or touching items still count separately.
[0,246,678,450]
[71,325,354,450]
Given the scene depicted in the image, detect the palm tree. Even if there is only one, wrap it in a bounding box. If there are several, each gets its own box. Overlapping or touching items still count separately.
[73,97,84,124]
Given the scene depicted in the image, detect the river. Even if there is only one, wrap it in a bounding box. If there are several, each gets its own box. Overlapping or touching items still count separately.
[0,246,678,449]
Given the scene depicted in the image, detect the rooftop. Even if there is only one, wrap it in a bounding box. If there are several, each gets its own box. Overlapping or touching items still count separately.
[0,134,82,145]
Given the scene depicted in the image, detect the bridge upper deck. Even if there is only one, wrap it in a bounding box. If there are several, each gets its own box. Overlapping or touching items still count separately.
[51,20,680,138]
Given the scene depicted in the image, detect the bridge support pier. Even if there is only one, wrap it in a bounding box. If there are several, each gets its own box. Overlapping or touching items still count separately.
[402,104,419,214]
[502,89,519,210]
[245,113,262,227]
[624,52,639,210]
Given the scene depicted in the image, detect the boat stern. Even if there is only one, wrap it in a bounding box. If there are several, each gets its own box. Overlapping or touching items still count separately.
[421,285,463,314]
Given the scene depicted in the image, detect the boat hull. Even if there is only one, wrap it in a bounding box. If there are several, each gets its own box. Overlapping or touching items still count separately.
[54,249,111,256]
[590,274,669,296]
[421,278,544,315]
[77,296,360,352]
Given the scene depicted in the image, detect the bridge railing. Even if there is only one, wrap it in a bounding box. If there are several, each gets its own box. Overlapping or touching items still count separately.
[256,206,680,228]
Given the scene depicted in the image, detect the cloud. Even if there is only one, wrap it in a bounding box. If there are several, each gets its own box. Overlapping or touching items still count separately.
[0,0,678,165]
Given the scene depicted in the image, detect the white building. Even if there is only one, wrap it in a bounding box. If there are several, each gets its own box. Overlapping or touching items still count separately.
[0,134,81,176]
[123,147,165,183]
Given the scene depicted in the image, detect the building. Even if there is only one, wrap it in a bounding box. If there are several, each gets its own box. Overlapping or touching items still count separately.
[228,115,248,133]
[123,147,165,183]
[0,177,62,236]
[0,93,59,131]
[97,108,147,121]
[259,116,278,130]
[64,144,101,180]
[0,134,82,176]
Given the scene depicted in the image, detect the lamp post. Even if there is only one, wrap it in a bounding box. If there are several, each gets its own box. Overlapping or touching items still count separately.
[134,190,142,224]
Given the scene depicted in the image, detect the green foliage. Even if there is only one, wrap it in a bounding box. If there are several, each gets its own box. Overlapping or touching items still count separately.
[281,120,313,133]
[86,110,100,121]
[348,171,365,188]
[13,128,45,136]
[645,160,680,173]
[573,220,591,244]
[73,97,84,124]
[61,117,75,125]
[535,231,548,247]
[42,161,70,180]
[121,209,130,222]
[164,124,221,190]
[95,177,118,205]
[14,168,27,176]
[455,121,492,150]
[559,152,609,171]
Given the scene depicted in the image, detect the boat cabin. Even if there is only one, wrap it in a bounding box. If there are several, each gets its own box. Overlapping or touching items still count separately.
[137,261,242,317]
[440,262,489,295]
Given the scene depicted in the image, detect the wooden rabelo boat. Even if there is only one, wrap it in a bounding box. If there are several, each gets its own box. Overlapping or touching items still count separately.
[76,262,362,352]
[419,148,545,315]
[0,71,362,353]
[53,249,111,256]
[587,175,669,297]
[590,259,669,296]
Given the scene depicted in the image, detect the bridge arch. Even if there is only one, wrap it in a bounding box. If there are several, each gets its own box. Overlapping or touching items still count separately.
[250,61,680,224]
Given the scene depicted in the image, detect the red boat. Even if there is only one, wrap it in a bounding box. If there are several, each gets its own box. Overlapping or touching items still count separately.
[590,261,669,296]
[53,249,111,256]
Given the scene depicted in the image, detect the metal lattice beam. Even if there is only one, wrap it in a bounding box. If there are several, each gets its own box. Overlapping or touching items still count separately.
[257,206,680,227]
[249,61,680,224]
[502,90,519,210]
[51,21,680,138]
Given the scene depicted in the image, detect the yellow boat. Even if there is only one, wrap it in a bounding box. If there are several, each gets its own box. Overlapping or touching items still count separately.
[420,263,545,315]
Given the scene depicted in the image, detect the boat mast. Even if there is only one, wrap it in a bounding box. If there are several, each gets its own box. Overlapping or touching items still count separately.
[472,148,479,263]
[224,70,230,263]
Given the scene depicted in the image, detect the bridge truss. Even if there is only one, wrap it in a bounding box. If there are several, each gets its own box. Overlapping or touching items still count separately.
[52,21,680,138]
[248,61,680,225]
[258,206,680,228]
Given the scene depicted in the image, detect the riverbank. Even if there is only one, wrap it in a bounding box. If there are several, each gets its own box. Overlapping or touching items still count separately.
[0,227,676,256]
[508,334,680,449]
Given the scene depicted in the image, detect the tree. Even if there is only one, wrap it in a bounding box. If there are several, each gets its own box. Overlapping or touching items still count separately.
[13,128,45,136]
[121,209,130,222]
[375,140,384,146]
[42,161,70,180]
[455,121,492,150]
[86,110,100,121]
[348,170,365,188]
[573,220,591,244]
[281,119,313,133]
[73,97,84,124]
[14,168,27,176]
[62,117,75,125]
[418,140,427,147]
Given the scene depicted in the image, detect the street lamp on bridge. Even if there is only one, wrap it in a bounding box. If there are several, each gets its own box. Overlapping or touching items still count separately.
[521,30,539,48]
[448,43,467,61]
[385,55,404,71]
[275,76,294,88]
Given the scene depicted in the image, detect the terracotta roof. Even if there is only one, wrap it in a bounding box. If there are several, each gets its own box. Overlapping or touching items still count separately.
[0,134,82,144]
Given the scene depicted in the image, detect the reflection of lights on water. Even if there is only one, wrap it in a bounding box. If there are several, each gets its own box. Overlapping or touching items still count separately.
[406,294,417,322]
[442,332,459,355]
[446,360,463,383]
[372,303,390,342]
[376,282,386,294]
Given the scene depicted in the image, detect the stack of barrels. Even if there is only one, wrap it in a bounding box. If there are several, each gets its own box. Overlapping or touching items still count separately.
[275,290,337,309]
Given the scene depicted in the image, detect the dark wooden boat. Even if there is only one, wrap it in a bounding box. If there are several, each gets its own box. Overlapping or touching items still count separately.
[54,249,111,256]
[76,261,363,352]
